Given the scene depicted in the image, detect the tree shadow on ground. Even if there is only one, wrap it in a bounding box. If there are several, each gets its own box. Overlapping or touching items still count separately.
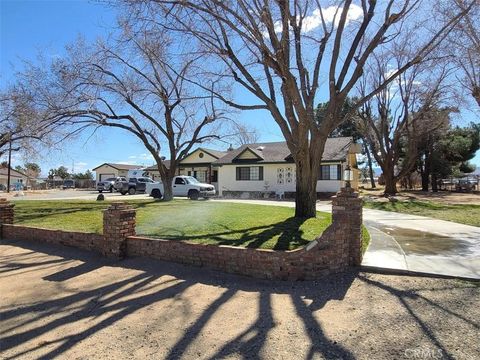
[1,239,477,359]
[357,274,479,359]
[144,217,310,250]
[0,239,353,359]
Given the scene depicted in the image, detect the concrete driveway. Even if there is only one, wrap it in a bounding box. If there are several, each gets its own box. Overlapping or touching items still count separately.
[5,189,152,201]
[213,199,480,280]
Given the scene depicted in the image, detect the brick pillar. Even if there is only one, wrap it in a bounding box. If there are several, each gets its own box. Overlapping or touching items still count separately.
[331,187,363,266]
[103,202,136,259]
[0,198,15,223]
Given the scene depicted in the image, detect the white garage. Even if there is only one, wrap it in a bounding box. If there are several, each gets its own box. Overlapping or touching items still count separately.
[92,163,141,182]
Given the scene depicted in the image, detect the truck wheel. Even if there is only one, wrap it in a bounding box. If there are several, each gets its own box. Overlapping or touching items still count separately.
[128,187,136,195]
[120,191,127,195]
[109,187,113,193]
[98,190,103,193]
[188,189,199,200]
[151,189,162,199]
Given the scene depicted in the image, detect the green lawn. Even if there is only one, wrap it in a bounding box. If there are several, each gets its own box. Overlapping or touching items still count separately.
[364,200,480,227]
[11,200,337,250]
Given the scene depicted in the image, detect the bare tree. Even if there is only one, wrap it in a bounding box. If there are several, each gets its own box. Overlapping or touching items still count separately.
[441,0,480,107]
[356,51,454,195]
[124,0,475,217]
[0,85,67,158]
[228,122,260,146]
[23,24,227,200]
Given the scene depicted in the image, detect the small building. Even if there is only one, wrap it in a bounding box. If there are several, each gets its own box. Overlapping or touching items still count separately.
[0,167,28,190]
[92,163,142,182]
[213,137,360,198]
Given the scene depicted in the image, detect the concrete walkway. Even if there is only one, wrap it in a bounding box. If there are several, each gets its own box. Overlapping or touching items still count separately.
[213,199,480,280]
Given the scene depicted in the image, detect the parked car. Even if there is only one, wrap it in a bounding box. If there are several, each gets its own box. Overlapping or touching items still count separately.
[455,179,477,192]
[96,177,116,193]
[145,175,216,200]
[117,177,155,195]
[113,177,127,191]
[62,179,75,190]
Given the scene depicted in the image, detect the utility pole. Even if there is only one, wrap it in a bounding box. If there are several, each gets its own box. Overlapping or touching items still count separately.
[7,138,12,193]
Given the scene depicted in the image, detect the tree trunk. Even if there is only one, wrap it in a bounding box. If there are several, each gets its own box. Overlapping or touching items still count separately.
[431,172,438,192]
[293,141,321,219]
[383,163,397,196]
[162,175,174,201]
[294,165,317,218]
[364,143,376,189]
[421,152,430,192]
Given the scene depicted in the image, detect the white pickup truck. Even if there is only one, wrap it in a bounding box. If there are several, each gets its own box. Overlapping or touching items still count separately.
[145,175,216,200]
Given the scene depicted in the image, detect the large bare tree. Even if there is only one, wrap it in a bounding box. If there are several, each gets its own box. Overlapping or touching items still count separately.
[126,0,475,217]
[356,51,454,195]
[442,0,480,107]
[23,24,227,200]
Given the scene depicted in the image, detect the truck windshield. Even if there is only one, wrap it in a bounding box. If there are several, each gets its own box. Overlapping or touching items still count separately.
[185,176,200,184]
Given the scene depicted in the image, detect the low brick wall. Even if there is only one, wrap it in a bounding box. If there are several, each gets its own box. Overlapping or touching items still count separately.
[0,188,363,280]
[2,224,103,253]
[127,234,346,280]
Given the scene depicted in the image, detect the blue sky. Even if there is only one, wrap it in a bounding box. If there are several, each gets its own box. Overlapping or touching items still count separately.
[1,0,479,176]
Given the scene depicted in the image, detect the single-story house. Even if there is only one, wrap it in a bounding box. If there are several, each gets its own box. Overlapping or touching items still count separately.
[0,167,28,190]
[144,148,227,189]
[213,137,360,198]
[92,163,142,182]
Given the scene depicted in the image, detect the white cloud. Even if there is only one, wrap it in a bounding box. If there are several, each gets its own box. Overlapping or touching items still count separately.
[123,153,155,166]
[264,4,363,36]
[303,5,363,31]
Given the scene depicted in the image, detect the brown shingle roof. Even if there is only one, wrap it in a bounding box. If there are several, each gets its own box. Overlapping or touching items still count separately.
[0,167,27,178]
[214,137,354,164]
[144,160,171,171]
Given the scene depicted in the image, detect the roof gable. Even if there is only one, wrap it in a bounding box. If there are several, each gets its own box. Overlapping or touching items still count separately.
[181,148,226,164]
[233,147,264,162]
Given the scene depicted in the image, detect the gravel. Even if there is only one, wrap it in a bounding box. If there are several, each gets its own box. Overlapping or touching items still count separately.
[1,239,479,360]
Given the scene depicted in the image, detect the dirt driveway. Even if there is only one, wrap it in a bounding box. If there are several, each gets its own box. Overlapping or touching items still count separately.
[1,240,479,360]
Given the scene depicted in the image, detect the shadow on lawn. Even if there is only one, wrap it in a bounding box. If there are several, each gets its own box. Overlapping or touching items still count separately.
[143,217,310,250]
[1,240,478,359]
[13,201,158,224]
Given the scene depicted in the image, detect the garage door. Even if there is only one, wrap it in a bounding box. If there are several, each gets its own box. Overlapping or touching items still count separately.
[99,173,115,181]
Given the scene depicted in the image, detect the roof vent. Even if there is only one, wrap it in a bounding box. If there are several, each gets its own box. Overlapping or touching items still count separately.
[256,146,265,151]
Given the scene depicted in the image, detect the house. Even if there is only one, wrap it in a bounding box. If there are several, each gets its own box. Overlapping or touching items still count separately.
[0,167,28,190]
[213,137,360,198]
[92,163,142,182]
[144,148,227,189]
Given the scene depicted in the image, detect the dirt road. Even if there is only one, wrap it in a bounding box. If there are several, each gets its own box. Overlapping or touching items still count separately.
[1,240,478,360]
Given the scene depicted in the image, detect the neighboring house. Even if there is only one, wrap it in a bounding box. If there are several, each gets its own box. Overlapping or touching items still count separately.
[144,148,227,189]
[213,137,360,198]
[0,167,28,190]
[92,163,142,182]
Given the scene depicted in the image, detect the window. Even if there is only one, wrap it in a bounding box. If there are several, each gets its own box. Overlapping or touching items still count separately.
[236,166,263,181]
[196,171,206,182]
[319,165,342,180]
[175,177,186,185]
[212,170,218,183]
